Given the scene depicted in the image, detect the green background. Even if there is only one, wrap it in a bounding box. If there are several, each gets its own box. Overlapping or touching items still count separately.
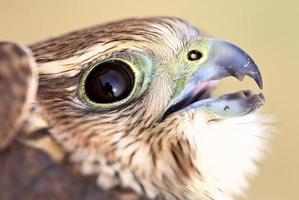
[0,0,298,199]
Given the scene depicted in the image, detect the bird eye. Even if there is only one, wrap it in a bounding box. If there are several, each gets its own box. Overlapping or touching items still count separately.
[187,50,203,61]
[84,60,135,104]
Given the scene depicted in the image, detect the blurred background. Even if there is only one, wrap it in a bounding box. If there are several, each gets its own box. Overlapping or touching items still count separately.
[0,0,298,199]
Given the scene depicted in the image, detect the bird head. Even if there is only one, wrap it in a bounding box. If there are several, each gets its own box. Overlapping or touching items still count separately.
[32,17,270,200]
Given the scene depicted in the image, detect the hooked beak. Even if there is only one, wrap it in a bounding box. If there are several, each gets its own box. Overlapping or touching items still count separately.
[193,38,263,88]
[164,38,264,118]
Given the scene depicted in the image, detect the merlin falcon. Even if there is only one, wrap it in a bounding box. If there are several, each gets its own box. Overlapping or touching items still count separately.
[0,17,272,200]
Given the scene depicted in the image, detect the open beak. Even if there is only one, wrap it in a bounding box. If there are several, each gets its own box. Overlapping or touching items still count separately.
[164,38,264,118]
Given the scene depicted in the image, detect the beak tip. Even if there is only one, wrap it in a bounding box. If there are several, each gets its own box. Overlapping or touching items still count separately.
[259,82,263,89]
[253,72,263,89]
[255,76,263,89]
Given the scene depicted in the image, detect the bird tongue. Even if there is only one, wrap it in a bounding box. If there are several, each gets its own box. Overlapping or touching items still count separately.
[163,79,264,119]
[163,80,218,118]
[191,80,219,102]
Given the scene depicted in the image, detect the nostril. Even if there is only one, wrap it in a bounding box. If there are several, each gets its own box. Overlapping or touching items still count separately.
[187,50,203,61]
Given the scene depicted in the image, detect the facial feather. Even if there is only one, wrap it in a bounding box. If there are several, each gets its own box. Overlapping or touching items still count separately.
[28,17,272,200]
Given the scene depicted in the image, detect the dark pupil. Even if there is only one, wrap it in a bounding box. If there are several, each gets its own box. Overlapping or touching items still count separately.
[187,50,203,61]
[85,60,134,103]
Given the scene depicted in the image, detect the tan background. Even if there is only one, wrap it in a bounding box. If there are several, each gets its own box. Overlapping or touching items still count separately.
[0,0,298,199]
